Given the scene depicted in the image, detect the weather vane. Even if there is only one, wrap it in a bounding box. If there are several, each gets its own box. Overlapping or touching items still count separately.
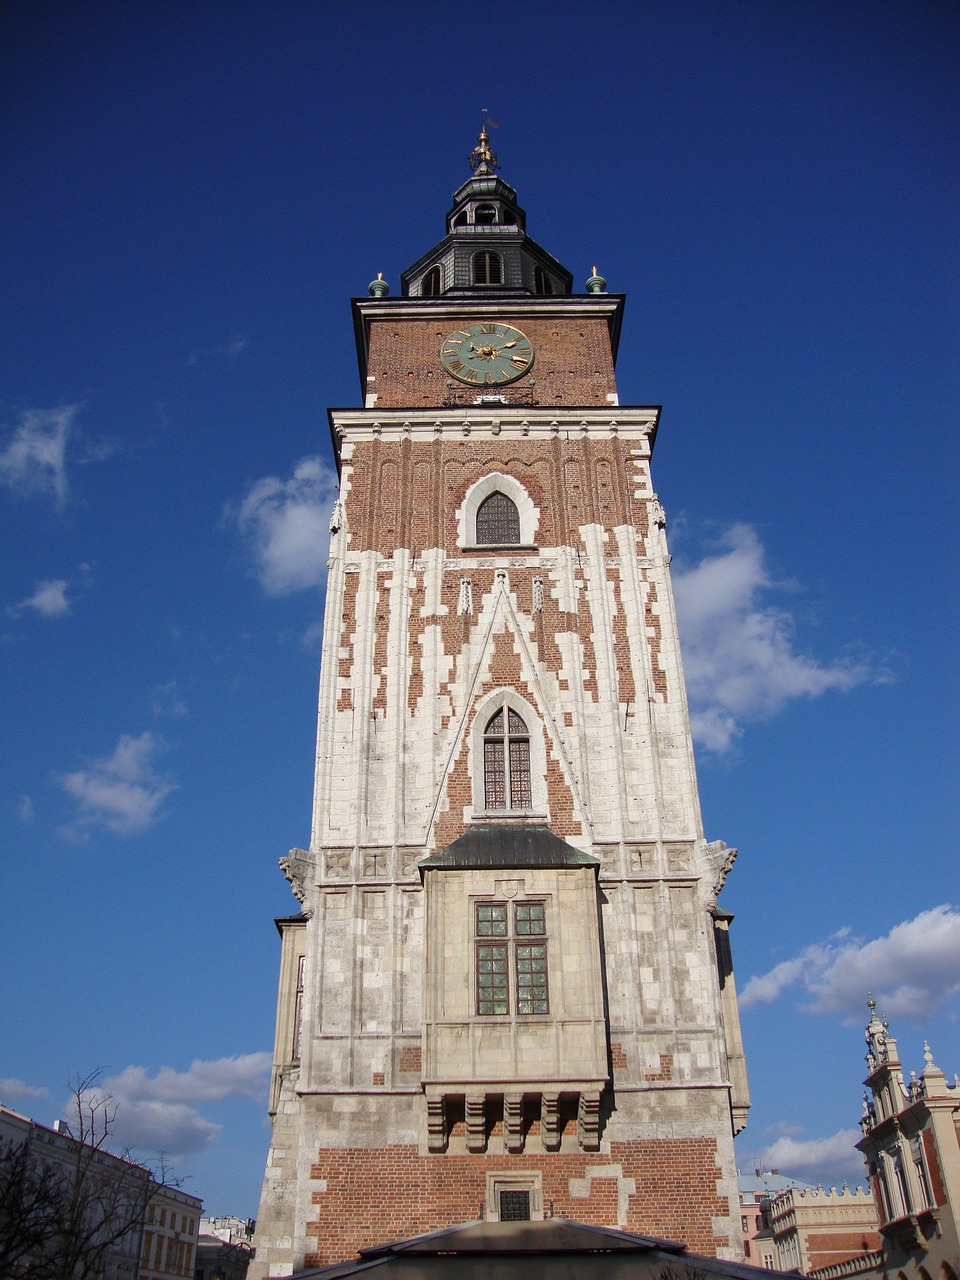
[468,110,499,174]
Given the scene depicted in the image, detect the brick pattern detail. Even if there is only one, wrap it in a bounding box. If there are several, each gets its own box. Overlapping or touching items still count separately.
[398,1045,422,1073]
[644,1053,674,1082]
[343,437,648,559]
[372,1072,385,1086]
[304,1138,728,1266]
[367,317,617,409]
[608,569,636,703]
[337,572,359,711]
[643,579,667,698]
[432,627,581,850]
[609,1042,628,1069]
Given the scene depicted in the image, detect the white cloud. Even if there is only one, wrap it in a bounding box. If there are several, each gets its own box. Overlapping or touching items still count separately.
[229,454,339,595]
[673,524,879,753]
[742,905,960,1020]
[60,732,176,836]
[0,405,75,504]
[0,1077,49,1102]
[17,795,35,823]
[68,1054,272,1158]
[11,578,71,618]
[755,1129,866,1184]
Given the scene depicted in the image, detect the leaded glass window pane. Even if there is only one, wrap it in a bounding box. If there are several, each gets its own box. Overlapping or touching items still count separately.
[476,491,520,545]
[514,902,545,936]
[485,708,504,735]
[483,705,530,810]
[484,740,505,808]
[476,903,507,936]
[509,738,531,807]
[516,943,548,1014]
[477,943,509,1014]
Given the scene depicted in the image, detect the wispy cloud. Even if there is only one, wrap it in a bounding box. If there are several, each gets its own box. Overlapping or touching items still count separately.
[150,680,189,718]
[753,1129,866,1185]
[17,795,35,823]
[673,524,882,753]
[228,454,339,595]
[187,333,249,366]
[68,1054,272,1158]
[741,905,960,1020]
[60,732,177,837]
[0,405,75,505]
[0,1077,49,1102]
[10,578,71,618]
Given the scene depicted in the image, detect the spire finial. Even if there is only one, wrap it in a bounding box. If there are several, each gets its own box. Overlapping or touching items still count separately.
[469,111,499,175]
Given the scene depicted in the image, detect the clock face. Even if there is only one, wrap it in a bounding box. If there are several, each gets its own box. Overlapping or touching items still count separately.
[440,323,534,386]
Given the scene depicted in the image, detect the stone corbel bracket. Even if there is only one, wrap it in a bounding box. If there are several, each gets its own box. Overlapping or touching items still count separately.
[704,840,738,904]
[279,847,315,910]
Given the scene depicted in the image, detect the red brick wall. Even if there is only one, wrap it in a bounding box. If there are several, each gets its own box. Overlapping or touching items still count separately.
[804,1229,882,1271]
[367,317,616,408]
[304,1138,729,1266]
[343,437,650,559]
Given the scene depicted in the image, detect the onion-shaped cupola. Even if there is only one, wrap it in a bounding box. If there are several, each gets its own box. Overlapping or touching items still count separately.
[401,123,573,299]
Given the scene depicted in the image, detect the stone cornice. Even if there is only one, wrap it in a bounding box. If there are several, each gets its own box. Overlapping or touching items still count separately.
[329,404,661,462]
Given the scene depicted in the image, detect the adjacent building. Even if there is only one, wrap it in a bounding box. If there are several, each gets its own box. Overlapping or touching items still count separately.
[768,1185,880,1274]
[0,1102,201,1280]
[855,1005,960,1280]
[252,127,750,1276]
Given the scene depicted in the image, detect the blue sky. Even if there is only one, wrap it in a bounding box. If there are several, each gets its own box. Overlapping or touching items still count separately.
[1,0,958,1219]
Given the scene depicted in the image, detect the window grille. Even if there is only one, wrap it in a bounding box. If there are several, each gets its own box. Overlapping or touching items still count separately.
[499,1190,531,1220]
[474,251,502,285]
[421,266,441,296]
[476,491,520,545]
[483,707,530,809]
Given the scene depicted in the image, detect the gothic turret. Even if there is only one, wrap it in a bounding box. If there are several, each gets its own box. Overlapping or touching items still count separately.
[401,124,573,298]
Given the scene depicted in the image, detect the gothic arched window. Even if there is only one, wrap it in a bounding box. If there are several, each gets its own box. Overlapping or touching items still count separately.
[483,708,532,810]
[421,266,441,297]
[474,251,502,286]
[476,491,520,545]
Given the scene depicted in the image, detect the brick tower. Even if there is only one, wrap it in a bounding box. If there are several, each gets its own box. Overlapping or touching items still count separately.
[250,128,750,1278]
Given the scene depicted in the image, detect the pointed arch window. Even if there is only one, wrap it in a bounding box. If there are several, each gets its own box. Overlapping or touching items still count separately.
[484,708,531,810]
[476,491,520,546]
[421,266,441,297]
[474,251,502,286]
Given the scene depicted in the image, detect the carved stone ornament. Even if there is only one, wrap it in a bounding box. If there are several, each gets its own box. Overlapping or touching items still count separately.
[703,839,737,902]
[651,492,666,528]
[279,847,314,908]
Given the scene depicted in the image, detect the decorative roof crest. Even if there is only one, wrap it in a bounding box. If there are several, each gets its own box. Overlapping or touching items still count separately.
[469,113,499,175]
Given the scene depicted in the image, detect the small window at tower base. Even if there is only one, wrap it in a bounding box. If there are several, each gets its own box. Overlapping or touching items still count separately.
[421,266,441,297]
[487,1172,543,1222]
[534,266,552,295]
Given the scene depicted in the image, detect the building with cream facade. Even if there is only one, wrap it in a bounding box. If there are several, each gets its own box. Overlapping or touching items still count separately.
[251,129,750,1276]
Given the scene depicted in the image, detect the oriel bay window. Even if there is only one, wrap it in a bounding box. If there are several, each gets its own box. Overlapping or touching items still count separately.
[475,900,549,1015]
